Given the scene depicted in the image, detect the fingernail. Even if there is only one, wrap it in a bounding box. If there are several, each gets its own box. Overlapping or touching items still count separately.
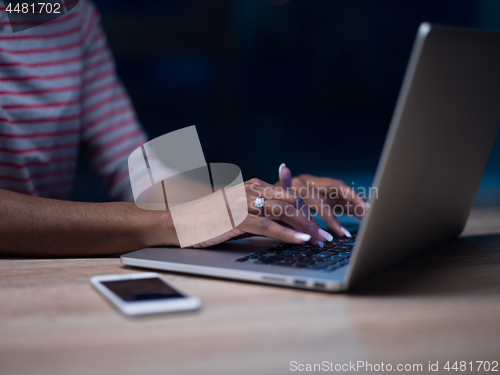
[341,226,352,238]
[318,228,333,242]
[294,233,311,242]
[317,241,324,248]
[279,163,286,176]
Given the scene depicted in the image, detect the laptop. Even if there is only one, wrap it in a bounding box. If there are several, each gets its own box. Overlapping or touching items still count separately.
[121,23,500,292]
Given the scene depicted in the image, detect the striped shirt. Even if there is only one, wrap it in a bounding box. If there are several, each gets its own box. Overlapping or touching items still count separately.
[0,0,147,201]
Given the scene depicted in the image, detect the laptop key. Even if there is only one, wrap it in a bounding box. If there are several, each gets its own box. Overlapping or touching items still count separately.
[323,263,343,272]
[278,263,296,268]
[335,245,351,251]
[316,254,331,259]
[323,250,341,255]
[282,250,302,255]
[309,259,339,270]
[292,262,309,268]
[331,239,349,245]
[289,244,314,251]
[266,255,285,262]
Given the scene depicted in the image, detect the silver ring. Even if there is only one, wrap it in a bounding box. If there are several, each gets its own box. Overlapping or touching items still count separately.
[254,197,266,216]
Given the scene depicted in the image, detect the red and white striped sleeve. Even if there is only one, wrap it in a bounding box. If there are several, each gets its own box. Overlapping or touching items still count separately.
[79,1,147,201]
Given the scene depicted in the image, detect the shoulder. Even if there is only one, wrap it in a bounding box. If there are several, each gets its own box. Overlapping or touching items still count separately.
[76,0,102,28]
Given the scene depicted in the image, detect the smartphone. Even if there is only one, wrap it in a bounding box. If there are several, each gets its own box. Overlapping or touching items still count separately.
[91,272,201,316]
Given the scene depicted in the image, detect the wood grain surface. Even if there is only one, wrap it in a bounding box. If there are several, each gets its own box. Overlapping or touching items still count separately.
[1,208,499,375]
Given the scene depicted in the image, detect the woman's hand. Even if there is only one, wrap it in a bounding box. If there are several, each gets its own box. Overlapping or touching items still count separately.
[277,163,369,238]
[191,177,333,248]
[190,164,369,249]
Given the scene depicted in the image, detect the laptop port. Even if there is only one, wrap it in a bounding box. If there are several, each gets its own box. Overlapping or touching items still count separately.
[262,276,286,283]
[294,279,307,286]
[314,282,326,289]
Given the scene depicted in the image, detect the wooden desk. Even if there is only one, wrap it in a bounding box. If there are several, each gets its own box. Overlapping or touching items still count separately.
[1,209,499,375]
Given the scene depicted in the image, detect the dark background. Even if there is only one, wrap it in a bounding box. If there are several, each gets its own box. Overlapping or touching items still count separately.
[71,0,500,205]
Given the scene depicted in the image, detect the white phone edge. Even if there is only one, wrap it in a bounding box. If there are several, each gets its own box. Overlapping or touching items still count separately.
[90,272,202,316]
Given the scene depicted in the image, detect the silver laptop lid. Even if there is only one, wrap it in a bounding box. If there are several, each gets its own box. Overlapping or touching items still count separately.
[346,23,500,289]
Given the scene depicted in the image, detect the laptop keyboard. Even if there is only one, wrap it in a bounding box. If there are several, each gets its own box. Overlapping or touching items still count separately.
[235,231,357,273]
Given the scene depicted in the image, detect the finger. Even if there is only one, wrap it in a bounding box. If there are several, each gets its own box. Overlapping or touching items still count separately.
[278,163,293,190]
[277,166,323,245]
[239,215,311,244]
[324,186,368,219]
[327,196,369,219]
[260,199,327,244]
[310,176,369,219]
[245,184,300,210]
[247,178,277,189]
[303,196,352,238]
[279,165,317,223]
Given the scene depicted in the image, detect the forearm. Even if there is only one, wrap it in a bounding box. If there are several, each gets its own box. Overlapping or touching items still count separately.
[0,189,178,257]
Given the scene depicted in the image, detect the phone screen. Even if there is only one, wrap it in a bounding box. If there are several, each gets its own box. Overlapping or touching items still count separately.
[101,277,185,302]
